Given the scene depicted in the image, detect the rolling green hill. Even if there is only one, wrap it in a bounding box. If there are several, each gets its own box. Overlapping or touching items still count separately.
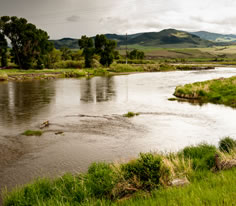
[191,31,236,42]
[51,29,217,49]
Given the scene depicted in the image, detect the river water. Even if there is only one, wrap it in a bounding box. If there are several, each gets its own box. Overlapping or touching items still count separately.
[0,67,236,194]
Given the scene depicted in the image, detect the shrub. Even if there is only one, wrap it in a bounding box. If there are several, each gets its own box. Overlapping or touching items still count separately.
[122,153,163,189]
[179,144,217,170]
[54,60,84,69]
[219,137,236,153]
[85,162,117,198]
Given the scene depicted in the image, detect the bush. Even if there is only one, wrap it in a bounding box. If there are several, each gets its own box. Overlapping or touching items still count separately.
[219,137,236,153]
[85,162,117,198]
[179,144,217,170]
[122,153,163,189]
[54,60,84,69]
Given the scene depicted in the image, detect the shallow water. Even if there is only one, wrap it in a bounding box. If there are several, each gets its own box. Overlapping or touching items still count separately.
[0,67,236,193]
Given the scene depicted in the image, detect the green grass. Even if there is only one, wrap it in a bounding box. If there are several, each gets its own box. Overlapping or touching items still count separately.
[2,139,236,206]
[22,130,43,136]
[123,112,140,118]
[174,76,236,108]
[117,168,236,206]
[0,71,8,81]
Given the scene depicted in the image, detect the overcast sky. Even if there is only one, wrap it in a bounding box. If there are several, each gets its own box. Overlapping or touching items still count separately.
[1,0,236,39]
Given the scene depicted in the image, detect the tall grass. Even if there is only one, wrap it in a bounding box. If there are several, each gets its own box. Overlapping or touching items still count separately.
[174,76,236,108]
[2,138,236,206]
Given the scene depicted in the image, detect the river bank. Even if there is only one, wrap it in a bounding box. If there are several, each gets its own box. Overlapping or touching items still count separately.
[174,75,236,108]
[0,63,215,81]
[2,137,236,206]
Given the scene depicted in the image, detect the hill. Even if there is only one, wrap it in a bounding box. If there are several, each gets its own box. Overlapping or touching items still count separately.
[51,29,216,49]
[191,31,236,42]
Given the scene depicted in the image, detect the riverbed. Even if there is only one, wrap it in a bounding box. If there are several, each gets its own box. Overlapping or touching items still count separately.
[0,67,236,195]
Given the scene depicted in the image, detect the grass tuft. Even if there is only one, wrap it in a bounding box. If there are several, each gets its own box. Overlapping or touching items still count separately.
[22,130,43,136]
[123,112,140,118]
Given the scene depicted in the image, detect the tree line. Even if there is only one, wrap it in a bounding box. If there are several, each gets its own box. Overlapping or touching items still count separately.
[0,16,144,70]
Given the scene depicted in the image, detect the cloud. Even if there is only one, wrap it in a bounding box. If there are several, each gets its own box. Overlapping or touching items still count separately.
[66,15,80,22]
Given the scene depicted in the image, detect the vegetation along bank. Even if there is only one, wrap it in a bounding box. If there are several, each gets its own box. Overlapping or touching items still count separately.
[174,75,236,108]
[2,137,236,205]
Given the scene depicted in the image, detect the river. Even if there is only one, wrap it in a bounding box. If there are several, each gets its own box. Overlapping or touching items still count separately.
[0,67,236,195]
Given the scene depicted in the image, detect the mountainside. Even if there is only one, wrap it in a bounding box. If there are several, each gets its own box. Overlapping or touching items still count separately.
[51,29,216,49]
[191,31,236,42]
[115,29,215,48]
[50,38,79,49]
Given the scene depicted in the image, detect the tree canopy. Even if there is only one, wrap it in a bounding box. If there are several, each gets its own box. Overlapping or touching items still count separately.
[0,16,53,69]
[78,34,117,68]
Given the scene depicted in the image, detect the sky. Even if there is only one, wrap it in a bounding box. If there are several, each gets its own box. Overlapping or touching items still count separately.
[1,0,236,39]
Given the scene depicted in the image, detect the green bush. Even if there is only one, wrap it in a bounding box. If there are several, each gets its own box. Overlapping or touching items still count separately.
[219,137,236,153]
[122,153,162,189]
[85,162,117,198]
[54,60,84,69]
[179,144,217,170]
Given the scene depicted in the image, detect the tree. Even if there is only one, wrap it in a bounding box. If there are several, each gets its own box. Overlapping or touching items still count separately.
[0,32,8,67]
[78,35,94,68]
[0,16,53,69]
[94,34,117,67]
[128,49,145,60]
[60,47,72,60]
[100,39,117,67]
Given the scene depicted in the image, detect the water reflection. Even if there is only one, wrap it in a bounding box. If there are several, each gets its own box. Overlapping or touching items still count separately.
[80,77,116,103]
[0,80,55,127]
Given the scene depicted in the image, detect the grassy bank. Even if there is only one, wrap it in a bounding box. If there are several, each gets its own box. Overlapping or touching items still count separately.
[2,137,236,206]
[0,63,215,81]
[174,76,236,108]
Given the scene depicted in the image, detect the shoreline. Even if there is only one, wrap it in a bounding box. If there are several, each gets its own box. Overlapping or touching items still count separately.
[0,64,216,82]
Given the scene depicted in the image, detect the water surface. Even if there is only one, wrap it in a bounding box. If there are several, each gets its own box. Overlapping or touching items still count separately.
[0,67,236,193]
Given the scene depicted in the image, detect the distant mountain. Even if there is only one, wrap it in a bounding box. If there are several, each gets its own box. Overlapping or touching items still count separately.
[191,31,236,42]
[50,38,79,49]
[51,29,216,49]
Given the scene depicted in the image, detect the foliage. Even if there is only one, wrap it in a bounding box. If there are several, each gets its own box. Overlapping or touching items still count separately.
[128,49,145,60]
[22,130,43,136]
[78,35,94,68]
[0,32,8,67]
[60,47,72,60]
[3,140,236,205]
[174,76,236,108]
[219,137,236,153]
[44,48,62,69]
[85,162,118,198]
[178,144,217,170]
[118,168,236,206]
[95,34,117,67]
[122,153,163,189]
[0,16,53,69]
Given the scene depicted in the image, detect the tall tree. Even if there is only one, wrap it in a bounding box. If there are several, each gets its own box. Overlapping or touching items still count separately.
[0,16,53,69]
[0,32,8,67]
[95,35,117,67]
[78,35,94,68]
